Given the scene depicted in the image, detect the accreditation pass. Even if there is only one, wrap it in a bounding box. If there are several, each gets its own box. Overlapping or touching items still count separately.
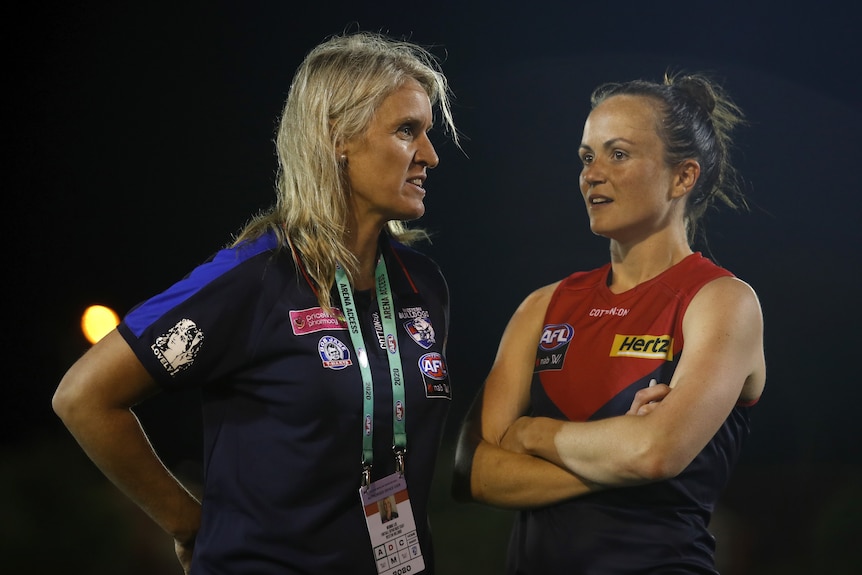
[360,472,425,574]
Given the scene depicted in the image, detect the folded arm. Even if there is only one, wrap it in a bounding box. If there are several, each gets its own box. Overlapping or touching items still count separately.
[452,283,607,509]
[503,276,766,486]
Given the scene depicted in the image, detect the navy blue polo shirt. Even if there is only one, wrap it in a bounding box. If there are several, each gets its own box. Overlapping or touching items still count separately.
[118,230,452,574]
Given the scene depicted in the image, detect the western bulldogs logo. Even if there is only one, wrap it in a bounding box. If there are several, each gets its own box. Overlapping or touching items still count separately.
[404,316,436,349]
[419,352,451,399]
[318,336,352,370]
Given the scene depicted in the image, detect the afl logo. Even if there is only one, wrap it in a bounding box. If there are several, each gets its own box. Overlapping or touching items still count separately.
[419,352,447,380]
[539,323,574,351]
[395,401,404,421]
[387,334,398,354]
[364,414,372,435]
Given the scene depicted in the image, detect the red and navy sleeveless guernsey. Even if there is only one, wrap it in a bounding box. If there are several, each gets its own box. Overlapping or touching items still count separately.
[117,230,452,574]
[507,253,755,575]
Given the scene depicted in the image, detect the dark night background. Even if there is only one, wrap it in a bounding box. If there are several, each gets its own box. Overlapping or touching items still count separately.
[5,1,860,573]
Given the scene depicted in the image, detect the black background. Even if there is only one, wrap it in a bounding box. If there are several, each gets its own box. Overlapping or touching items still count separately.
[5,1,860,573]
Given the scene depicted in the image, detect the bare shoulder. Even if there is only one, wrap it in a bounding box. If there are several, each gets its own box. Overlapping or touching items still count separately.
[686,275,766,401]
[685,275,764,340]
[492,280,562,358]
[488,280,562,374]
[694,275,762,313]
[515,281,562,317]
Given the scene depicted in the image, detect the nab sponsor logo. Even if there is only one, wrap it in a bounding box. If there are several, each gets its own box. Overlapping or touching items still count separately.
[610,334,674,360]
[539,323,574,351]
[419,352,447,380]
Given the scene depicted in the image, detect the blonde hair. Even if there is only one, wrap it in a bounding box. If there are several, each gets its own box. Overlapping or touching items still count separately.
[233,31,459,309]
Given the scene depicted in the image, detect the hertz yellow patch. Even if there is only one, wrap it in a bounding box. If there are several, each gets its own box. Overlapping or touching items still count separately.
[610,334,674,360]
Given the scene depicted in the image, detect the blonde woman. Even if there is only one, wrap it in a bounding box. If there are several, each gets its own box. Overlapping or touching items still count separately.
[54,31,459,574]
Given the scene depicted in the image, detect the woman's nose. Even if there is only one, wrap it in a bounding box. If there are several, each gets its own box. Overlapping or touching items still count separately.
[581,161,604,186]
[415,134,439,168]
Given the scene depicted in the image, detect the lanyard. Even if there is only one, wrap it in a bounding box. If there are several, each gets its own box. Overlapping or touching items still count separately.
[335,254,407,488]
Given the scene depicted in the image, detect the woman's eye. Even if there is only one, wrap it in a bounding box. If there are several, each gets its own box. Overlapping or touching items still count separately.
[613,150,627,160]
[580,154,593,165]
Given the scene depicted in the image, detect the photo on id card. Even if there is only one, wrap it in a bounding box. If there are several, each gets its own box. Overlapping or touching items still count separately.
[360,472,425,574]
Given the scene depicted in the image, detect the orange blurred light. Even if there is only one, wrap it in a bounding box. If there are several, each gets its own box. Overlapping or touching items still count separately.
[81,304,120,344]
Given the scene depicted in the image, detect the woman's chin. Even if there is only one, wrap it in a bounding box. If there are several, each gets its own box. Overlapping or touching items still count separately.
[399,203,426,222]
[589,222,611,238]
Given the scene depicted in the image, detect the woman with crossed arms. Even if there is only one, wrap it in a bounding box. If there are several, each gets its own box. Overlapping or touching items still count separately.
[454,72,766,574]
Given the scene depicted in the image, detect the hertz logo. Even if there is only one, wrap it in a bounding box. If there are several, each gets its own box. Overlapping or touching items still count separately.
[610,334,674,360]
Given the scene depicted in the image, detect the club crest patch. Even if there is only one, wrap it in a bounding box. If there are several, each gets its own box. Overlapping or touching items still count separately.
[403,316,436,349]
[418,352,451,399]
[318,335,353,370]
[151,318,204,376]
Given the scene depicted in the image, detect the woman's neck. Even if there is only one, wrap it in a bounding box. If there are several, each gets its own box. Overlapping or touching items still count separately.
[346,219,384,291]
[607,231,692,293]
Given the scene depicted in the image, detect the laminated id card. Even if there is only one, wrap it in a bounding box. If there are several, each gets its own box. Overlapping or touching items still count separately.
[360,472,425,574]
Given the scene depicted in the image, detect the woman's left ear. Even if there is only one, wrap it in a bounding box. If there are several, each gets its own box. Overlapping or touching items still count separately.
[335,139,348,164]
[674,160,701,198]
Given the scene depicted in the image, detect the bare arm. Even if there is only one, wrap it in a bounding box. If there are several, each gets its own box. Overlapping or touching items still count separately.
[52,329,202,573]
[507,276,766,486]
[452,284,604,509]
